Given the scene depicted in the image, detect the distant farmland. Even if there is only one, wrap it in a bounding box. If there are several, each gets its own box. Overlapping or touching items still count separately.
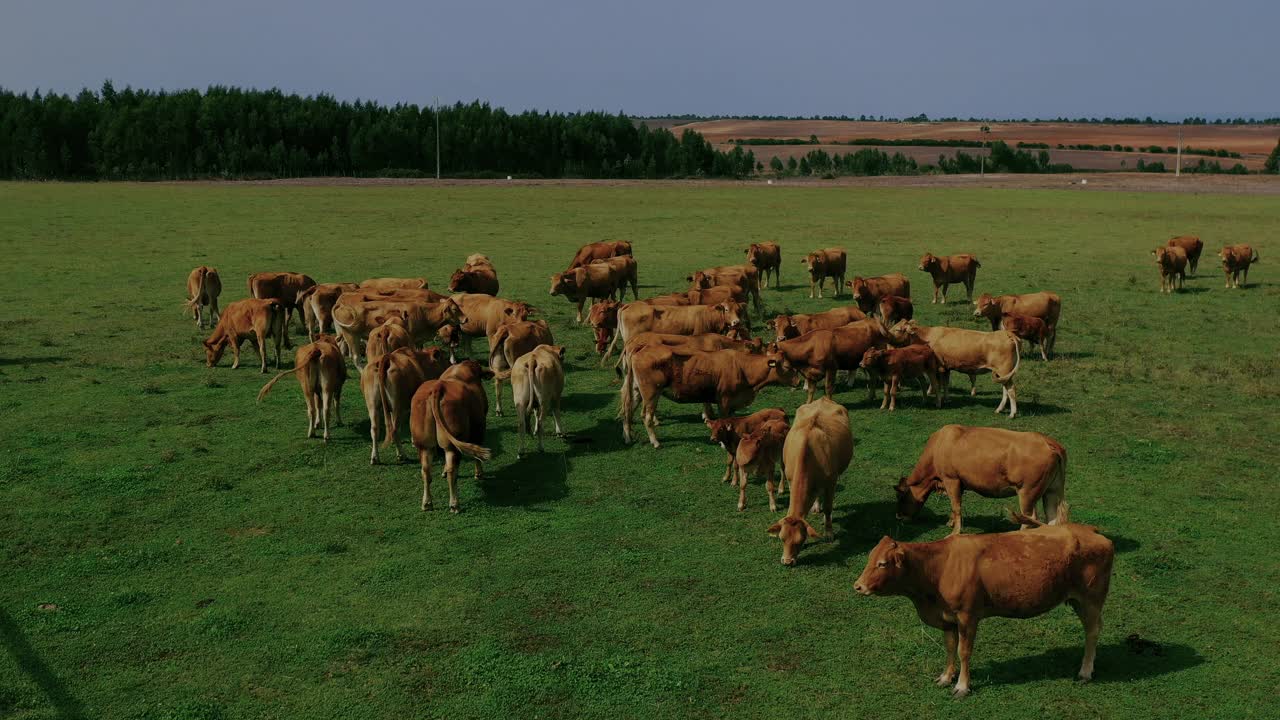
[639,119,1280,171]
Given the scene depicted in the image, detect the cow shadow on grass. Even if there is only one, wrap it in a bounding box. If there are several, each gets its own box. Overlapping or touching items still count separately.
[0,356,67,366]
[802,499,938,568]
[0,608,87,720]
[1050,350,1094,361]
[982,640,1203,686]
[561,390,615,412]
[478,451,568,507]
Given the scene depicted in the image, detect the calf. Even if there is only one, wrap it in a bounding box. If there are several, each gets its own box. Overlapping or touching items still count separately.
[360,346,452,464]
[744,242,782,289]
[889,320,1020,418]
[706,407,788,486]
[185,266,222,328]
[365,316,414,365]
[411,360,494,512]
[360,277,428,292]
[770,319,890,403]
[602,301,746,364]
[449,261,500,296]
[768,397,852,566]
[847,273,910,315]
[1000,313,1049,361]
[567,240,632,269]
[855,520,1113,697]
[590,255,639,300]
[800,248,847,298]
[1152,245,1187,293]
[973,292,1060,357]
[1219,243,1259,288]
[895,424,1067,534]
[878,295,914,325]
[688,265,762,312]
[1166,235,1203,275]
[550,263,625,323]
[918,253,980,303]
[507,344,566,456]
[859,344,941,410]
[257,335,347,440]
[203,298,285,373]
[299,282,360,339]
[733,419,790,512]
[772,306,866,342]
[248,271,316,343]
[488,319,554,415]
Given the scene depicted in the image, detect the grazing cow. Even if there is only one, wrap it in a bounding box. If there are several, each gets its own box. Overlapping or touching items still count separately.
[410,360,494,512]
[768,398,852,566]
[1152,246,1187,294]
[602,302,746,364]
[248,271,317,342]
[859,344,942,410]
[688,265,762,312]
[620,347,795,448]
[506,344,566,456]
[360,277,428,292]
[1219,244,1259,289]
[185,266,222,329]
[365,316,414,365]
[973,292,1061,357]
[800,248,847,299]
[706,407,788,486]
[299,282,360,339]
[854,519,1113,697]
[567,240,632,270]
[257,335,347,440]
[770,319,890,403]
[550,263,626,323]
[918,253,980,304]
[203,298,285,373]
[587,300,622,355]
[847,273,910,315]
[772,306,867,342]
[448,261,500,296]
[361,346,451,464]
[450,294,535,356]
[590,255,640,300]
[1000,313,1050,361]
[332,298,464,366]
[745,242,782,289]
[878,295,914,325]
[733,419,790,512]
[1166,236,1203,275]
[888,320,1021,418]
[895,424,1067,534]
[488,319,554,415]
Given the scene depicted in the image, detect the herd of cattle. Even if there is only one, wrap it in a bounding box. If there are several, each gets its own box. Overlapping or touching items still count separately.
[181,233,1256,697]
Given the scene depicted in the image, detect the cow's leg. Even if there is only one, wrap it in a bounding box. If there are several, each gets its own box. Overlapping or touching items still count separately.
[888,376,899,411]
[701,402,715,422]
[210,298,220,326]
[642,393,661,449]
[194,302,203,328]
[953,615,978,697]
[1017,489,1038,528]
[320,389,331,442]
[367,397,381,465]
[803,378,815,404]
[305,391,317,439]
[535,401,547,452]
[737,465,748,512]
[230,338,243,370]
[1073,600,1103,682]
[419,448,434,510]
[1005,384,1017,419]
[766,467,778,512]
[967,373,977,396]
[880,380,890,410]
[253,331,268,373]
[996,385,1010,415]
[937,626,959,687]
[493,374,504,416]
[445,450,461,513]
[722,452,735,483]
[575,299,585,324]
[943,479,964,535]
[516,401,528,458]
[825,370,836,399]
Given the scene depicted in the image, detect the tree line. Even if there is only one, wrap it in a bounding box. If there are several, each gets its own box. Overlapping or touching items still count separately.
[0,83,759,180]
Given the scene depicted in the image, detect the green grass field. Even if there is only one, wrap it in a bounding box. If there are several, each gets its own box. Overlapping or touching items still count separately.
[1,181,1277,720]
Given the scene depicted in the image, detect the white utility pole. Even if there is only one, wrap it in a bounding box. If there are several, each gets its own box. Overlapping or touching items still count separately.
[434,96,441,180]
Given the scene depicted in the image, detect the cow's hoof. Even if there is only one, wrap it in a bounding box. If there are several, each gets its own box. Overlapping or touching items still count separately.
[951,687,969,699]
[449,505,460,514]
[422,503,432,512]
[650,441,661,449]
[935,673,955,687]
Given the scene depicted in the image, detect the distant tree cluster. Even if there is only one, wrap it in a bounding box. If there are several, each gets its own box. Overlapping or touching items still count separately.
[1266,139,1280,174]
[0,83,757,180]
[936,142,1073,174]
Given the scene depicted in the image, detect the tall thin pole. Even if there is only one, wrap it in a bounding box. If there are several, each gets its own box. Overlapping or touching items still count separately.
[434,96,441,180]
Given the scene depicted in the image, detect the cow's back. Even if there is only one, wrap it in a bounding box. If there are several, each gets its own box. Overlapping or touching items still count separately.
[967,525,1113,617]
[785,398,852,483]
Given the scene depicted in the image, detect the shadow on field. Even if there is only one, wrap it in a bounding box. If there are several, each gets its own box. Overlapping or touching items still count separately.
[983,640,1203,685]
[1050,350,1094,360]
[802,499,937,567]
[0,356,67,366]
[0,608,87,720]
[1172,286,1210,294]
[479,452,568,506]
[561,391,615,412]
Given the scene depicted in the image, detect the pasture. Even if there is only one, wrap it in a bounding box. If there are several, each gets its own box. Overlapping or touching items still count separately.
[1,180,1277,719]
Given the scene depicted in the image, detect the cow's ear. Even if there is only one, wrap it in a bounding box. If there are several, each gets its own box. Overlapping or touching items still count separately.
[803,519,822,539]
[557,345,566,359]
[766,521,783,537]
[504,307,514,315]
[893,549,906,568]
[685,275,693,282]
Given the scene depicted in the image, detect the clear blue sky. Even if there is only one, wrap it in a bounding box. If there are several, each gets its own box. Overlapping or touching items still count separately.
[2,0,1277,118]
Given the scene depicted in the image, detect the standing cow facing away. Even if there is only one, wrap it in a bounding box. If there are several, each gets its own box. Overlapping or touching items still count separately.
[365,316,414,365]
[361,346,452,465]
[506,344,566,457]
[248,271,317,344]
[1219,244,1259,289]
[411,360,494,512]
[918,253,980,304]
[1166,235,1203,275]
[895,424,1067,535]
[203,298,285,373]
[768,397,853,566]
[1152,246,1187,293]
[745,242,782,289]
[185,266,222,328]
[299,282,360,340]
[854,519,1114,697]
[800,248,847,299]
[488,319,554,415]
[257,335,347,440]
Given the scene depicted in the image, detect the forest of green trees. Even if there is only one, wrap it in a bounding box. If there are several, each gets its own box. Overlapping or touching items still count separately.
[0,83,759,180]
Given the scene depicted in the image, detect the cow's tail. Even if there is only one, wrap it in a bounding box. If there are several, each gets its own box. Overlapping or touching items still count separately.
[972,258,982,268]
[257,348,315,402]
[431,389,492,461]
[1042,440,1068,525]
[1251,248,1260,264]
[493,368,513,381]
[992,334,1021,384]
[618,357,635,421]
[601,320,623,366]
[247,275,258,298]
[376,356,397,446]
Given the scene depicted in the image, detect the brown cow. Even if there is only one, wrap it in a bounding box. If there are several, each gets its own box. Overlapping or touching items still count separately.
[449,261,500,296]
[620,347,795,448]
[333,297,464,366]
[299,282,360,339]
[506,344,567,456]
[361,346,452,464]
[550,263,625,323]
[770,319,890,403]
[888,320,1021,418]
[1000,313,1049,361]
[365,316,414,365]
[248,271,317,343]
[772,306,866,342]
[1166,235,1203,275]
[590,255,640,300]
[488,319,554,415]
[854,520,1114,697]
[918,253,980,304]
[733,418,790,512]
[360,277,428,292]
[257,335,347,440]
[1152,246,1187,293]
[800,248,847,299]
[859,344,942,410]
[185,266,222,329]
[688,265,762,312]
[411,360,494,512]
[567,240,632,270]
[744,242,782,289]
[895,424,1067,535]
[203,298,285,373]
[706,407,788,486]
[847,273,910,315]
[451,294,535,356]
[768,397,853,566]
[1219,244,1259,289]
[878,295,914,325]
[973,292,1061,357]
[602,302,746,364]
[619,331,763,383]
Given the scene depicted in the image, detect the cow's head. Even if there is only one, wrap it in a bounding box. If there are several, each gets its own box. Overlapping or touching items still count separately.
[724,324,752,343]
[688,271,714,290]
[715,302,744,328]
[443,359,494,383]
[886,319,920,346]
[764,348,797,387]
[436,324,460,349]
[848,277,868,300]
[973,293,999,318]
[549,271,578,297]
[448,268,472,293]
[859,346,886,370]
[588,300,619,329]
[767,516,822,566]
[853,536,907,596]
[613,241,633,256]
[203,337,227,367]
[918,253,939,272]
[437,298,466,326]
[879,296,907,323]
[803,253,823,277]
[772,315,799,342]
[745,244,765,267]
[504,302,534,323]
[894,475,935,520]
[705,417,738,448]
